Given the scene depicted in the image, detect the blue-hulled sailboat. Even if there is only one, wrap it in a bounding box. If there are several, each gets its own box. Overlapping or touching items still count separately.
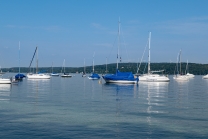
[15,42,26,80]
[102,18,138,84]
[51,62,59,76]
[88,52,100,80]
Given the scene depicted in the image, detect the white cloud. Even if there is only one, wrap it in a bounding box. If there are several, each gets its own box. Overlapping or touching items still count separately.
[91,23,107,30]
[155,16,208,35]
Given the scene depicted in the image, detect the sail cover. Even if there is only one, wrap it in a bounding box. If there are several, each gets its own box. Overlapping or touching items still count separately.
[15,73,26,79]
[103,70,137,81]
[89,73,100,79]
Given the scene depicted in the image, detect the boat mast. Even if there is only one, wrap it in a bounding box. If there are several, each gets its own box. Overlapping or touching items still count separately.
[36,46,38,74]
[148,32,151,74]
[179,50,181,74]
[176,53,179,75]
[106,57,107,73]
[19,41,20,75]
[64,59,65,73]
[117,17,120,70]
[84,58,85,74]
[51,62,53,73]
[93,52,95,73]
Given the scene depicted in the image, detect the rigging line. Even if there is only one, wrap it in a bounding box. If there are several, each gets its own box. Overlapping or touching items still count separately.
[107,32,118,64]
[29,47,37,72]
[143,61,148,74]
[137,39,149,74]
[120,25,130,63]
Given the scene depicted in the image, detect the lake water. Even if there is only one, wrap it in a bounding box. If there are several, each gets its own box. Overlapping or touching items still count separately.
[0,73,208,139]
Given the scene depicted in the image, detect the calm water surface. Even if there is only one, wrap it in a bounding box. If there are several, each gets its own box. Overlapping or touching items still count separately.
[0,73,208,139]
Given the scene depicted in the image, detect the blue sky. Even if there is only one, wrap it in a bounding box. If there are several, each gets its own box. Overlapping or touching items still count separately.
[1,0,208,68]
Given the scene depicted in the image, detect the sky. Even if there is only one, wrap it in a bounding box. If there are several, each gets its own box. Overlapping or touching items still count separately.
[0,0,208,68]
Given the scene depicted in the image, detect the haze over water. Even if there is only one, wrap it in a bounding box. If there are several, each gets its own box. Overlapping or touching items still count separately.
[0,73,208,138]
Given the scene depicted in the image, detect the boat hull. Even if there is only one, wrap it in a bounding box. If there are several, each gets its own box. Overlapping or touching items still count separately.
[103,79,137,84]
[173,75,188,81]
[186,73,194,78]
[88,77,100,80]
[61,75,72,77]
[139,74,170,82]
[0,79,11,84]
[51,74,59,76]
[27,74,51,79]
[202,75,208,79]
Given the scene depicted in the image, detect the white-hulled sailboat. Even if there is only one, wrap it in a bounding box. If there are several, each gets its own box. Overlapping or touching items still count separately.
[202,74,208,79]
[139,32,169,82]
[185,60,194,78]
[27,47,51,79]
[0,67,11,84]
[61,59,72,77]
[173,50,188,81]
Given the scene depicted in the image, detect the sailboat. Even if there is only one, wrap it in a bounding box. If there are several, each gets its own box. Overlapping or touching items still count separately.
[82,58,86,77]
[27,47,51,79]
[173,50,188,81]
[0,66,5,75]
[61,59,72,77]
[51,62,59,76]
[102,18,138,84]
[0,70,11,84]
[185,60,194,78]
[139,32,170,82]
[88,52,100,80]
[15,42,26,80]
[202,74,208,79]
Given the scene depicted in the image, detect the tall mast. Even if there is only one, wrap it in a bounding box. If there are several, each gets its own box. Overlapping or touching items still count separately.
[64,59,65,73]
[52,62,53,73]
[106,57,107,73]
[93,52,95,73]
[19,41,20,74]
[176,53,179,74]
[180,50,181,74]
[117,17,120,70]
[84,58,85,74]
[36,46,38,74]
[148,32,151,74]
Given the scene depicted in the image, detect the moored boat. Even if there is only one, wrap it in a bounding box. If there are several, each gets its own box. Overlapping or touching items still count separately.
[102,18,138,84]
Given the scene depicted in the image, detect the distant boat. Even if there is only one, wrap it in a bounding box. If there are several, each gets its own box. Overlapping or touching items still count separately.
[173,50,188,81]
[0,66,5,76]
[61,59,72,77]
[102,18,138,84]
[82,58,86,77]
[139,32,169,82]
[51,73,59,76]
[0,78,11,84]
[185,60,194,78]
[88,73,100,80]
[27,46,51,79]
[202,74,208,79]
[88,52,100,80]
[15,42,26,80]
[51,62,59,76]
[0,66,11,84]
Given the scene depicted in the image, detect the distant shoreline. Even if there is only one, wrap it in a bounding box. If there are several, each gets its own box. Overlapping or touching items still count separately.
[2,62,208,75]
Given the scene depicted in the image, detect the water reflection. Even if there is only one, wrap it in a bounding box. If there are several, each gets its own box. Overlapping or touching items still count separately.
[26,79,50,102]
[139,83,169,117]
[0,84,11,101]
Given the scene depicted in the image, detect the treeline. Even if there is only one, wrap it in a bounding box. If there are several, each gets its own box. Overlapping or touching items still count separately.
[3,62,208,75]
